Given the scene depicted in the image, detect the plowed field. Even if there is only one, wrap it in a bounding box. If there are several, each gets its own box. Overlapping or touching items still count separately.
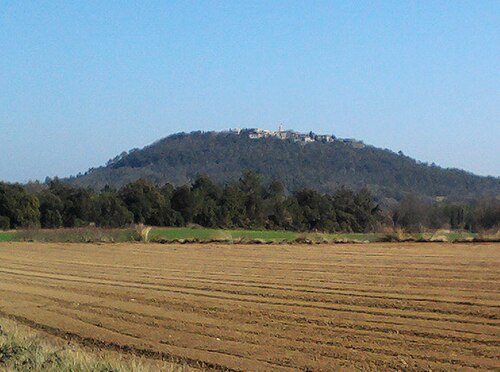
[0,242,498,371]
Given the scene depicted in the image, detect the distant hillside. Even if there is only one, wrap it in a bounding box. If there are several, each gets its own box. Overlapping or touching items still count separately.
[68,130,499,201]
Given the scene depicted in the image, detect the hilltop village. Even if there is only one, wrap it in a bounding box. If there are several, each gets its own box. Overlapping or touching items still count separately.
[228,126,365,148]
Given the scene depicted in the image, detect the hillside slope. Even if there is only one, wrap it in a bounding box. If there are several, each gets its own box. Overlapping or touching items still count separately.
[68,131,499,200]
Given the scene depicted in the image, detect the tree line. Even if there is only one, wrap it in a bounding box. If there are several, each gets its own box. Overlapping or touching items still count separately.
[0,172,379,232]
[391,193,499,233]
[0,171,498,233]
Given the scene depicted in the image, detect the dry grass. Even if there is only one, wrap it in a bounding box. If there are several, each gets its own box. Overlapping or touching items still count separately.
[135,224,153,242]
[0,318,187,371]
[16,227,140,243]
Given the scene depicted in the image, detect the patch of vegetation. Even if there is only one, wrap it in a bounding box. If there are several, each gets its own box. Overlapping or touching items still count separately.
[148,228,486,244]
[16,227,140,243]
[320,233,383,242]
[149,228,299,242]
[0,226,489,244]
[381,230,478,243]
[149,228,225,241]
[0,319,183,371]
[0,232,16,242]
[230,229,298,241]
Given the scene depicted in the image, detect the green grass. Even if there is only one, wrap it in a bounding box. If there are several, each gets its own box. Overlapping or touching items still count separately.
[228,229,298,241]
[445,232,477,241]
[149,227,222,241]
[149,227,298,242]
[150,228,387,243]
[0,232,17,242]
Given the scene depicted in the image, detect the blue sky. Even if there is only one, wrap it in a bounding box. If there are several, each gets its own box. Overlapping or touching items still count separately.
[1,0,499,182]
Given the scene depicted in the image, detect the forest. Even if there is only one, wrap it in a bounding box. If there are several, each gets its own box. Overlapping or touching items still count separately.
[68,131,500,201]
[1,172,498,233]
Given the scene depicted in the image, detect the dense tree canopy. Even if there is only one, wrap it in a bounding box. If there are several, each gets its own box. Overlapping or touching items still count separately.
[0,172,498,232]
[0,183,40,228]
[67,131,500,201]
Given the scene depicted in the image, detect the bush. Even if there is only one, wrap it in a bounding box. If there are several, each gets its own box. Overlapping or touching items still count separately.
[0,216,10,230]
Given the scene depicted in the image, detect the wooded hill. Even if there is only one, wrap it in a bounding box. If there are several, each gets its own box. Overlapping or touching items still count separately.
[68,131,499,201]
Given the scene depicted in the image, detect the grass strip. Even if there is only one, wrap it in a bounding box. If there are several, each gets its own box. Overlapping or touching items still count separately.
[0,318,184,372]
[0,232,17,242]
[0,227,488,244]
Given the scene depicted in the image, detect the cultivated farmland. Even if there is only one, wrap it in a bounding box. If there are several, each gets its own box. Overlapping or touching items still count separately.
[0,242,498,370]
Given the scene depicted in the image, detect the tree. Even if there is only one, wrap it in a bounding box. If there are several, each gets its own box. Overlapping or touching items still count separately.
[392,193,431,232]
[118,179,166,225]
[0,183,40,228]
[0,216,10,230]
[239,171,266,228]
[171,185,194,225]
[351,188,379,232]
[282,196,306,231]
[265,180,287,228]
[218,183,245,228]
[159,184,183,226]
[90,192,133,227]
[192,175,221,227]
[49,179,92,227]
[38,190,64,228]
[465,196,500,231]
[295,189,337,231]
[444,204,465,230]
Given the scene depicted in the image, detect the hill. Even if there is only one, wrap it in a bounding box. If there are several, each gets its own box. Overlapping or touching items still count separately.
[67,130,499,201]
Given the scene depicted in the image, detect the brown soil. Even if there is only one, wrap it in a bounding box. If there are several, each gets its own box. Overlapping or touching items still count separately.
[0,242,498,371]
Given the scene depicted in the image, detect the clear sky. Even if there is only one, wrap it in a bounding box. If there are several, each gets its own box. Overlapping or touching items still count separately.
[1,1,499,182]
